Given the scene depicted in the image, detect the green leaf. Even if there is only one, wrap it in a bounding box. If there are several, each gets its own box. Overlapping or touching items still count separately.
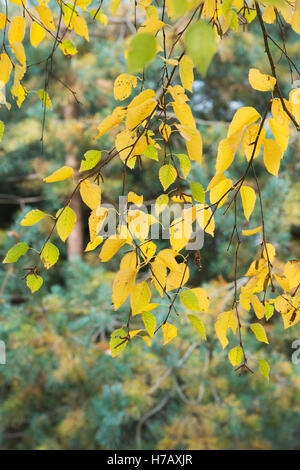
[0,120,4,142]
[127,32,156,73]
[143,145,158,161]
[110,328,127,357]
[228,346,243,366]
[244,9,256,23]
[26,274,43,293]
[59,40,78,56]
[265,304,274,321]
[159,164,177,191]
[190,182,205,203]
[187,314,206,340]
[79,150,101,172]
[230,10,238,32]
[142,311,156,338]
[185,21,217,76]
[20,209,45,226]
[37,89,52,108]
[155,194,169,215]
[172,0,188,18]
[40,242,59,270]
[258,358,270,381]
[176,153,191,178]
[3,242,29,263]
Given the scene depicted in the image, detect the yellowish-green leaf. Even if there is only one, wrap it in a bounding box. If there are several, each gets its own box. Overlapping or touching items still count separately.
[79,150,101,172]
[228,346,243,366]
[159,164,177,191]
[258,358,270,381]
[142,311,156,338]
[127,32,157,73]
[155,194,169,215]
[20,209,45,226]
[130,281,151,316]
[250,323,269,344]
[110,328,127,358]
[190,182,205,203]
[176,153,191,179]
[56,206,77,242]
[37,89,52,109]
[59,40,78,56]
[180,288,209,312]
[26,274,43,293]
[185,21,217,76]
[3,242,28,263]
[40,242,59,270]
[187,314,206,340]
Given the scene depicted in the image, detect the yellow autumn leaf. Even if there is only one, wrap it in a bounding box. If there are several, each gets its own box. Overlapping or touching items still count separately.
[0,53,12,84]
[251,295,265,319]
[209,177,232,208]
[40,242,59,270]
[112,267,137,310]
[162,323,177,345]
[11,42,26,67]
[20,209,45,226]
[250,323,269,344]
[130,281,151,316]
[228,346,243,366]
[114,74,137,101]
[151,258,167,297]
[242,226,262,236]
[43,166,74,183]
[166,262,189,292]
[215,310,237,349]
[249,68,276,92]
[99,236,128,262]
[195,203,215,237]
[242,124,265,161]
[30,22,46,48]
[263,242,276,263]
[79,179,101,210]
[84,236,103,252]
[95,106,126,139]
[159,122,171,141]
[179,55,194,92]
[8,17,25,45]
[128,191,143,207]
[227,106,260,138]
[126,96,156,130]
[115,130,137,169]
[240,186,256,221]
[268,118,289,153]
[73,15,89,41]
[215,138,234,173]
[263,138,282,176]
[35,6,55,31]
[56,206,77,242]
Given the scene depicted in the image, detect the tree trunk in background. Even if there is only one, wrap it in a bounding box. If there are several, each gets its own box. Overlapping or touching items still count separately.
[64,79,83,259]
